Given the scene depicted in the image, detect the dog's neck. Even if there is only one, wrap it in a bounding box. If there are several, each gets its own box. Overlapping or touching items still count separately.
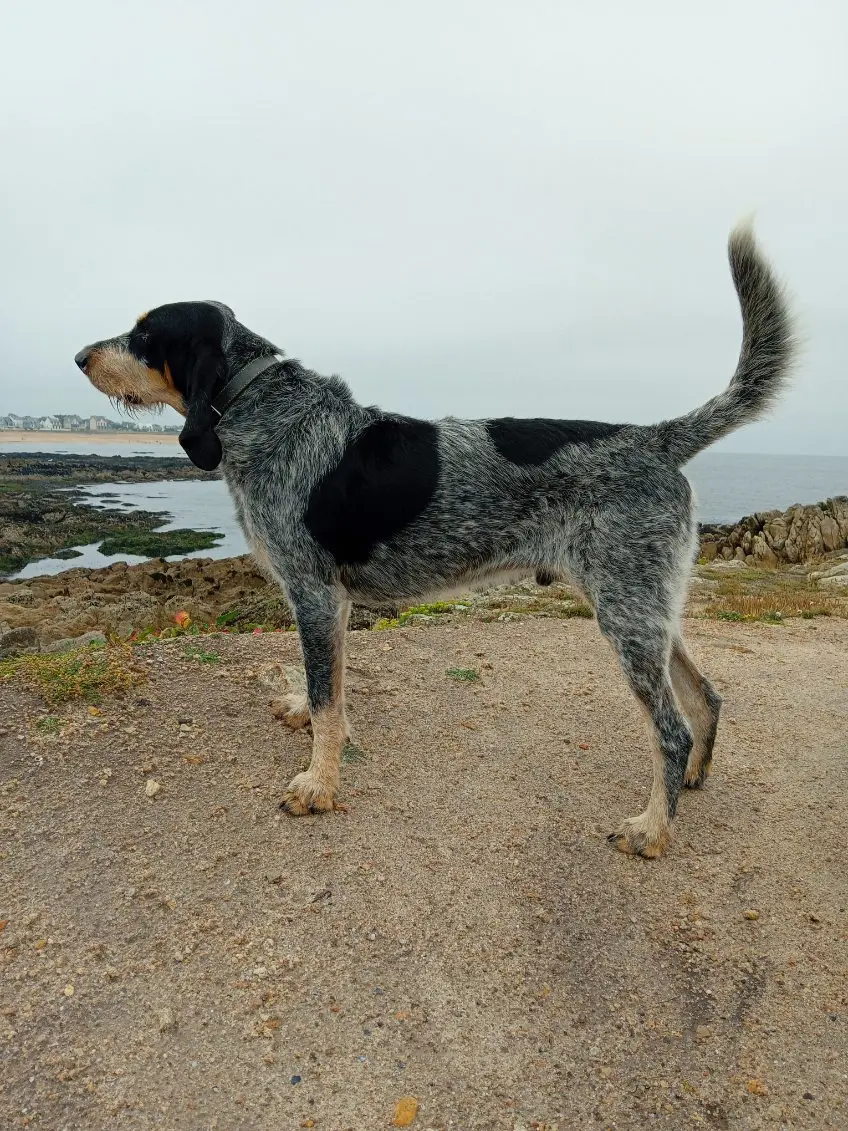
[222,321,283,378]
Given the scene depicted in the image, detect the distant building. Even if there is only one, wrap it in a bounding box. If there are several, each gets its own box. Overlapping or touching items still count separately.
[0,409,183,434]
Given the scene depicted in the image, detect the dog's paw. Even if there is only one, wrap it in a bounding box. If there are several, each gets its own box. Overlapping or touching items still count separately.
[607,814,671,860]
[280,771,338,817]
[271,692,311,730]
[684,754,712,789]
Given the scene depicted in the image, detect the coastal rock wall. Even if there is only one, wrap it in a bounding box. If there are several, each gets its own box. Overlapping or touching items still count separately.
[699,497,848,566]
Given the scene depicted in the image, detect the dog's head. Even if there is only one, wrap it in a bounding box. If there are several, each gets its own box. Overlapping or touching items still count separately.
[75,301,236,470]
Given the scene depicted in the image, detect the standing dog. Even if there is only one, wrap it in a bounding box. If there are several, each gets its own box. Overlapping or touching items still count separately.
[76,225,794,858]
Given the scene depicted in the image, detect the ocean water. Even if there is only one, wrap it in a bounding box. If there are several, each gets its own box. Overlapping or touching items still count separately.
[5,439,846,579]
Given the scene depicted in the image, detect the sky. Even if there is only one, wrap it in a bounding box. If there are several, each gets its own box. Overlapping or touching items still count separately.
[0,0,846,455]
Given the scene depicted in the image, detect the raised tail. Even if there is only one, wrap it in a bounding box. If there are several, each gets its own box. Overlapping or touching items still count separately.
[648,223,796,467]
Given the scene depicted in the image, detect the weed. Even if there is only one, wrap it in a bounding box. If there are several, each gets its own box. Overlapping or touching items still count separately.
[341,743,367,764]
[704,588,844,622]
[373,617,400,631]
[446,667,481,683]
[183,645,221,664]
[35,715,62,735]
[0,643,144,706]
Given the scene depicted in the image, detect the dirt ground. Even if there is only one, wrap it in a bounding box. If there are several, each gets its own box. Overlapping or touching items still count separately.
[1,614,846,1130]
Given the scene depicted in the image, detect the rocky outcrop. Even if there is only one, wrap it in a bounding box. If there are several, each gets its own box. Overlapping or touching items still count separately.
[0,555,397,648]
[699,497,848,567]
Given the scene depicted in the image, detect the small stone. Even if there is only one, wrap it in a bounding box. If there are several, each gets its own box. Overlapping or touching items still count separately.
[747,1078,769,1096]
[392,1097,419,1127]
[63,984,75,996]
[158,1007,176,1032]
[145,779,161,798]
[743,909,760,921]
[696,1025,713,1041]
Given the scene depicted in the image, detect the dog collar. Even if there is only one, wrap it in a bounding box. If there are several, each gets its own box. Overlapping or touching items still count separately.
[211,353,283,420]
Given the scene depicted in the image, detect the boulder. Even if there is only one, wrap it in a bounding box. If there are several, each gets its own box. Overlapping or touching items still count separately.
[44,631,107,653]
[0,625,40,657]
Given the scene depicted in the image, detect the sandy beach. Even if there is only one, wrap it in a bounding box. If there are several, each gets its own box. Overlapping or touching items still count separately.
[0,430,179,445]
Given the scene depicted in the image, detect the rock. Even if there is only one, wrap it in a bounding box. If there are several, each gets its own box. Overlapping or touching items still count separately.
[700,497,848,567]
[821,515,841,552]
[43,631,107,653]
[819,574,848,588]
[144,779,161,799]
[0,625,40,657]
[751,534,778,566]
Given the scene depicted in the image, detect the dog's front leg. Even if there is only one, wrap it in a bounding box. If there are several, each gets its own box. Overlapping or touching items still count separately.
[280,584,350,816]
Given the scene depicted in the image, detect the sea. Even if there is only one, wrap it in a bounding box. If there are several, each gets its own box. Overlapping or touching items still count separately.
[3,438,846,580]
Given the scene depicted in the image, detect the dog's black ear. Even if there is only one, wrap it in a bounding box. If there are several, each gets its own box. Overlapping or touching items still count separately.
[179,345,225,471]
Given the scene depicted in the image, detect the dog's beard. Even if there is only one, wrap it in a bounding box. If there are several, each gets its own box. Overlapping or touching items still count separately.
[107,394,164,418]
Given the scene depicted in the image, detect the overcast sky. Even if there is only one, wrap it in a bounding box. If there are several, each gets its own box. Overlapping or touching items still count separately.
[1,0,846,455]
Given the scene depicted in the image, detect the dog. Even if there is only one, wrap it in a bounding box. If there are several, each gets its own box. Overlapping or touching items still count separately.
[76,224,794,858]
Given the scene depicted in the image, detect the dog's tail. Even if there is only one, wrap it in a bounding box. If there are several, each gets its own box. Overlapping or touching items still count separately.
[647,223,796,467]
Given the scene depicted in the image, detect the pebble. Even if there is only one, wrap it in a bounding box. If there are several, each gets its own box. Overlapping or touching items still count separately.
[392,1097,419,1127]
[145,779,161,798]
[743,909,760,921]
[696,1025,713,1041]
[157,1007,176,1032]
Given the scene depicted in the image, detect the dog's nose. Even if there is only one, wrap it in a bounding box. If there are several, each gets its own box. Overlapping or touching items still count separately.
[75,348,91,371]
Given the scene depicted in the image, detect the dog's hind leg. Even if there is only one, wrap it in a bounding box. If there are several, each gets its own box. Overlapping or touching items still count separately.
[670,640,722,789]
[280,585,351,816]
[594,602,693,859]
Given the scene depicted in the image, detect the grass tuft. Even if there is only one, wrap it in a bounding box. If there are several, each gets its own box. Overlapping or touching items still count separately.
[0,643,144,706]
[182,644,221,664]
[703,590,843,622]
[446,667,481,683]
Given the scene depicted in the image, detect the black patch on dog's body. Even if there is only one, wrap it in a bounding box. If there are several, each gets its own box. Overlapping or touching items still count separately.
[305,416,439,565]
[487,418,623,466]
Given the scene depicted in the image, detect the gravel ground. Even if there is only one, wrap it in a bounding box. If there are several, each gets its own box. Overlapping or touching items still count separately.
[1,614,846,1130]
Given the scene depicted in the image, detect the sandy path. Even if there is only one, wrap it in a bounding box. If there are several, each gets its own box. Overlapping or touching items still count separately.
[1,616,846,1129]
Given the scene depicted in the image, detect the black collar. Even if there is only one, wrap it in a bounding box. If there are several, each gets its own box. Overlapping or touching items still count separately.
[211,353,283,421]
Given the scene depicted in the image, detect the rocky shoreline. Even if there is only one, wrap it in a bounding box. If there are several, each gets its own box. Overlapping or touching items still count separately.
[0,452,217,578]
[699,496,848,565]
